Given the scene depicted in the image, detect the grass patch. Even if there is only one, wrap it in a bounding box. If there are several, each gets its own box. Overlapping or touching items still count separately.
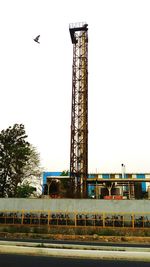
[0,225,150,238]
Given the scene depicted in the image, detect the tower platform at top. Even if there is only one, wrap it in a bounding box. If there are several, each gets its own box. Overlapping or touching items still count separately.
[69,22,88,44]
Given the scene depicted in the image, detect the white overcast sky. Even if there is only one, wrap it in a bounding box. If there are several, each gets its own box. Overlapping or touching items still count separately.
[1,0,150,173]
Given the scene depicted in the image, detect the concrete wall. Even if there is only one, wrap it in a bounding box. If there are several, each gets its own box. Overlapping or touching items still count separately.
[0,199,150,213]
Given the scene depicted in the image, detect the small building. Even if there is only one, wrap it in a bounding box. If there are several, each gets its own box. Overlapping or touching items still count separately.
[42,172,150,199]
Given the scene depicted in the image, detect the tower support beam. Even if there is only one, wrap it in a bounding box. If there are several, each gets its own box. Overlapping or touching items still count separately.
[69,22,88,198]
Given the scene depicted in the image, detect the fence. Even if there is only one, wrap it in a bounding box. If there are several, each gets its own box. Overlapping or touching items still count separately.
[0,210,150,229]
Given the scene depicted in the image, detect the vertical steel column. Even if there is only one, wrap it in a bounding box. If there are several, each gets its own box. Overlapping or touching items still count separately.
[69,22,88,198]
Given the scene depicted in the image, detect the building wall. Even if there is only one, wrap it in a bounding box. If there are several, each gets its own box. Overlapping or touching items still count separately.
[43,172,62,185]
[43,172,150,197]
[0,198,150,213]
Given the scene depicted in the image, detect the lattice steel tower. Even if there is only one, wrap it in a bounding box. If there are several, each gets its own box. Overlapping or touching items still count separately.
[69,22,88,198]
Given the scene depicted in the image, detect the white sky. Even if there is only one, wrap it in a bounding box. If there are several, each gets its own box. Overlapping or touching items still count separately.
[1,0,150,173]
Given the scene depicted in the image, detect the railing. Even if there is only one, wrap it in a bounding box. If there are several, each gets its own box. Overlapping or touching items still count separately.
[0,211,150,229]
[69,22,87,29]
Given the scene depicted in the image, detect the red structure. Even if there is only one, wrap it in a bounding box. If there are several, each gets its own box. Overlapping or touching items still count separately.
[69,22,88,197]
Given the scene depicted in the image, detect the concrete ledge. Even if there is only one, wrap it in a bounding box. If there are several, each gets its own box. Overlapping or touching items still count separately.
[0,242,150,261]
[0,245,150,261]
[0,240,150,252]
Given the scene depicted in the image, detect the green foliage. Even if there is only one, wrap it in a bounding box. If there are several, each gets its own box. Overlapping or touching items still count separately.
[22,145,41,179]
[0,123,42,197]
[60,170,69,176]
[16,183,35,198]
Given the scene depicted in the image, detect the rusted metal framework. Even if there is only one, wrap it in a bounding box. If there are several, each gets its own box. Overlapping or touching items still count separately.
[69,22,88,197]
[1,210,150,229]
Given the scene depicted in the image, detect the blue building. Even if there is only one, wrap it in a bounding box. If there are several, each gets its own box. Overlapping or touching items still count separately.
[43,172,150,199]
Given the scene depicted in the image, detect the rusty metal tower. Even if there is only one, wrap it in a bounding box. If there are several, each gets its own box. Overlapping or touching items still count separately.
[69,22,88,198]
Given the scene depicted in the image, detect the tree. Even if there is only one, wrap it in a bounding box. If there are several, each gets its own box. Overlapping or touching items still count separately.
[15,183,35,198]
[0,124,42,197]
[20,145,42,190]
[60,170,69,176]
[18,145,42,197]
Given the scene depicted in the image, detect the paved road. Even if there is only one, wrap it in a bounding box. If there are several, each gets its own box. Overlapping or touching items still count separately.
[0,254,150,267]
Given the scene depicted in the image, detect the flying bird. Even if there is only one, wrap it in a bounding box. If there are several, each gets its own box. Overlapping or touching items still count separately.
[34,35,40,44]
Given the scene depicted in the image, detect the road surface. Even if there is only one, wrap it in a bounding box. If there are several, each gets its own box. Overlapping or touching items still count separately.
[0,254,150,267]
